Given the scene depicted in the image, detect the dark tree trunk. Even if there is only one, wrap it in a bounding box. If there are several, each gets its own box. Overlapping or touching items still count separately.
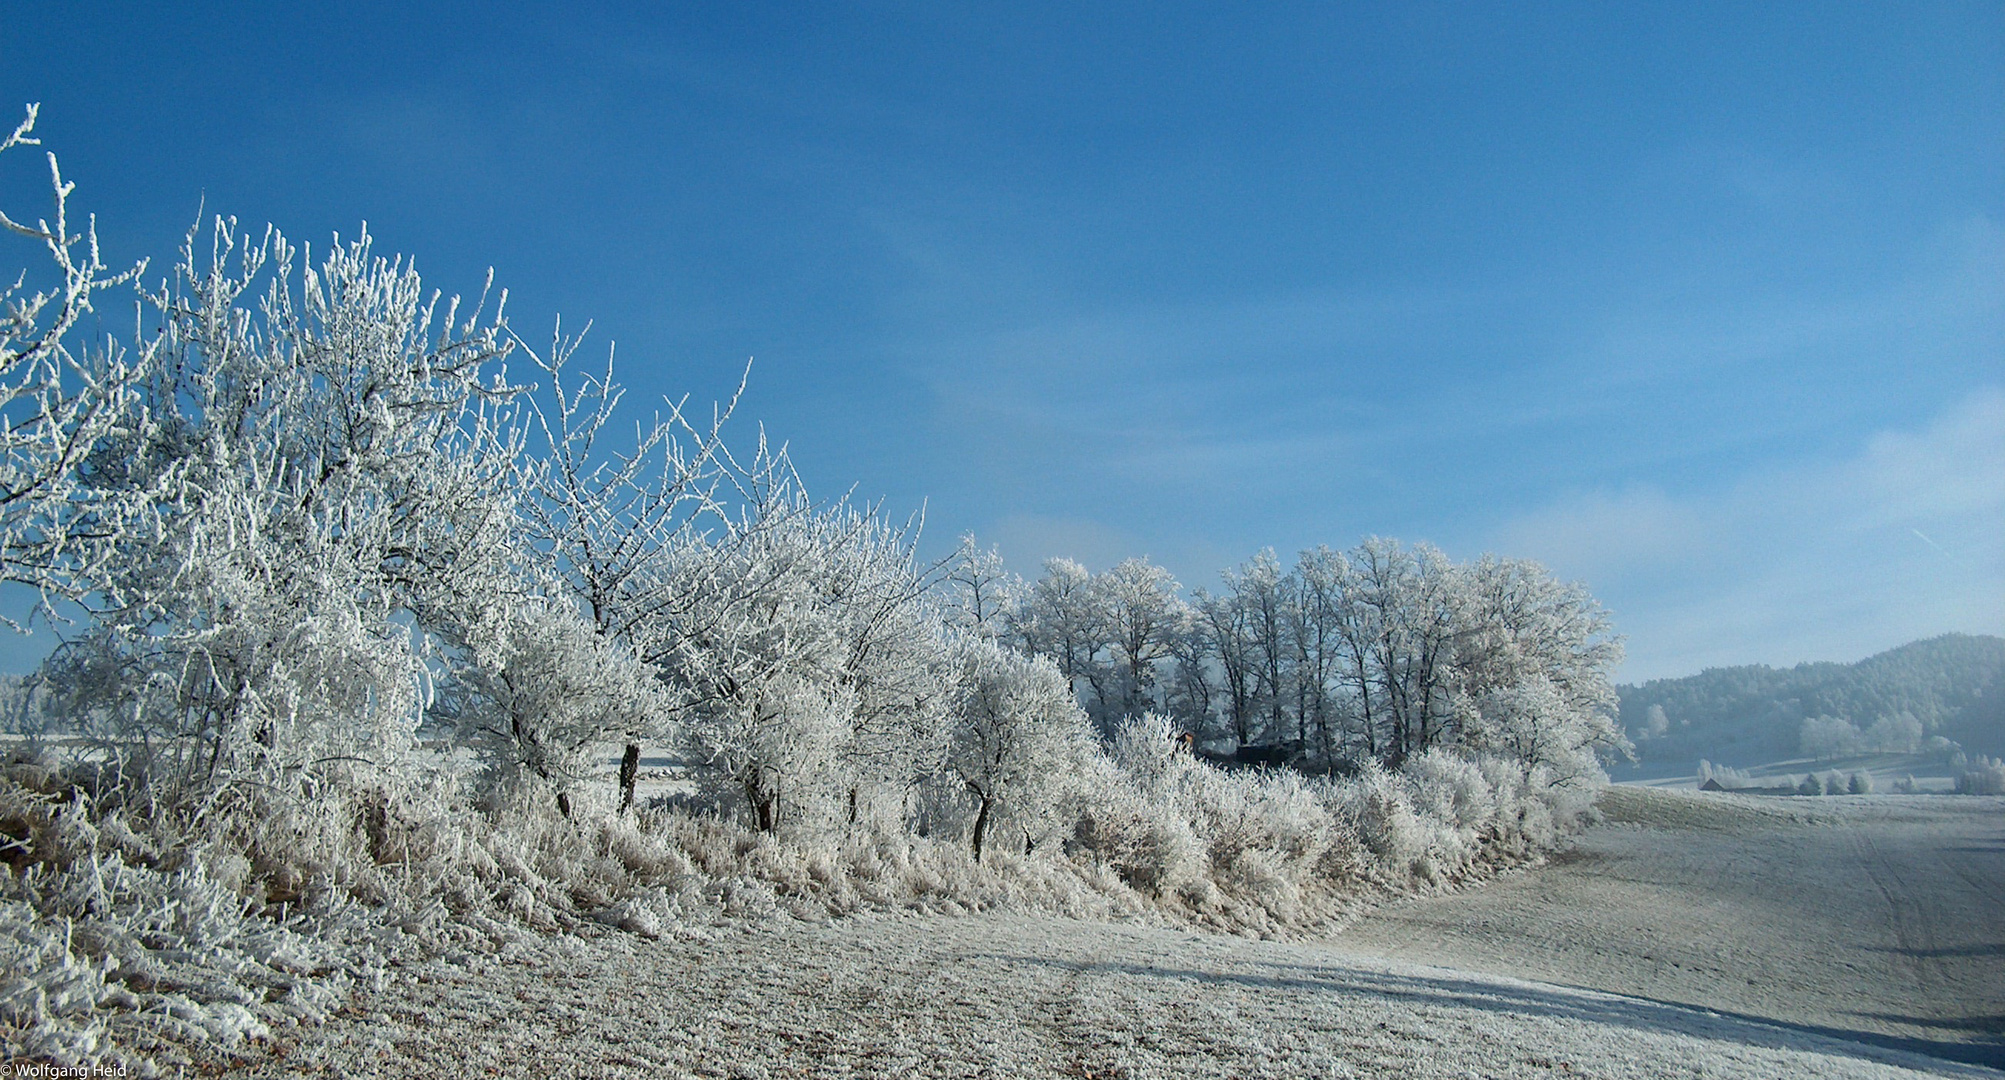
[971,794,994,860]
[744,770,778,832]
[618,742,641,815]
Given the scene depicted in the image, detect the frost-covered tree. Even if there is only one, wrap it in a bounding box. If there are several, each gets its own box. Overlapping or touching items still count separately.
[1956,756,2005,795]
[1640,703,1670,740]
[1317,546,1391,763]
[1285,545,1370,768]
[1013,557,1116,728]
[1193,581,1261,746]
[946,636,1093,859]
[0,105,151,612]
[1164,540,1624,779]
[1799,715,1863,760]
[1159,614,1219,739]
[1344,538,1464,766]
[50,217,525,802]
[1459,676,1607,786]
[513,321,757,811]
[1453,554,1628,783]
[942,534,1021,639]
[432,599,676,814]
[1095,557,1186,724]
[653,489,950,832]
[1236,551,1294,746]
[1863,713,1923,753]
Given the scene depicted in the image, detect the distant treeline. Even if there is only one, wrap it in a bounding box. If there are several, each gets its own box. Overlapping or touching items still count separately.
[1618,634,2005,766]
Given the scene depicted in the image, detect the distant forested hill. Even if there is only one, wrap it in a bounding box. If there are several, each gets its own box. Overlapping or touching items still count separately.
[1617,634,2005,768]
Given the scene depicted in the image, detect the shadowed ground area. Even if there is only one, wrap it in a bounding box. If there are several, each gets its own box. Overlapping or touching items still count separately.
[1327,788,2005,1070]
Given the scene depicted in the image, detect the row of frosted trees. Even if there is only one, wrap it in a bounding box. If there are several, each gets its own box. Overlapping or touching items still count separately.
[961,542,1625,783]
[2,104,1625,864]
[0,106,1100,862]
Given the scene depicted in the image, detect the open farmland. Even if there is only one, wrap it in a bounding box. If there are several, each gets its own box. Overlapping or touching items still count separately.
[1330,788,2005,1070]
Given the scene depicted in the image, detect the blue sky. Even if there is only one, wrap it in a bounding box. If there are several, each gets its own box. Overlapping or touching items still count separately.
[2,2,2000,681]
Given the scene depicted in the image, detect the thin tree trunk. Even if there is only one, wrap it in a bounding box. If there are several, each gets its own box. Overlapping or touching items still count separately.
[618,741,641,814]
[971,794,993,860]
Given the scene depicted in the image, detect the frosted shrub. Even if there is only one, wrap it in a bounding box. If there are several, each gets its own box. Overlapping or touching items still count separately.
[1956,756,2005,796]
[1848,771,1872,795]
[1068,716,1383,929]
[434,600,673,816]
[945,638,1094,859]
[1391,750,1503,880]
[1340,760,1428,872]
[1404,749,1496,833]
[0,771,395,1069]
[1105,716,1322,883]
[1062,756,1205,896]
[1108,713,1193,795]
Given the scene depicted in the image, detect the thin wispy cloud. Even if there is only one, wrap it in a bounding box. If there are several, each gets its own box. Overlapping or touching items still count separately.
[1495,389,2005,682]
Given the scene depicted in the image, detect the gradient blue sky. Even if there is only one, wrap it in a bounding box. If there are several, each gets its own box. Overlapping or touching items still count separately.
[2,2,2000,682]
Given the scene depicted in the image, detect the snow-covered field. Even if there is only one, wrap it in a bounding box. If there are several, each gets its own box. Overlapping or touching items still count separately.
[210,789,2000,1078]
[1329,787,2005,1071]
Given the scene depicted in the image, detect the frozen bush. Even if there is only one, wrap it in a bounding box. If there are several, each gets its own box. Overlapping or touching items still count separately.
[1405,749,1496,833]
[945,638,1094,859]
[1062,755,1205,897]
[1956,756,2005,796]
[433,600,674,816]
[0,773,396,1068]
[1340,760,1427,871]
[1848,771,1872,795]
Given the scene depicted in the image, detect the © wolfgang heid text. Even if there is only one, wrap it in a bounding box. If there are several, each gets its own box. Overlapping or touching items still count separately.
[10,1065,130,1078]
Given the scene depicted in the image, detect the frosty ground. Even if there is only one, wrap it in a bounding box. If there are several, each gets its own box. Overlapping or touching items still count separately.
[220,788,2003,1079]
[1329,788,2005,1071]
